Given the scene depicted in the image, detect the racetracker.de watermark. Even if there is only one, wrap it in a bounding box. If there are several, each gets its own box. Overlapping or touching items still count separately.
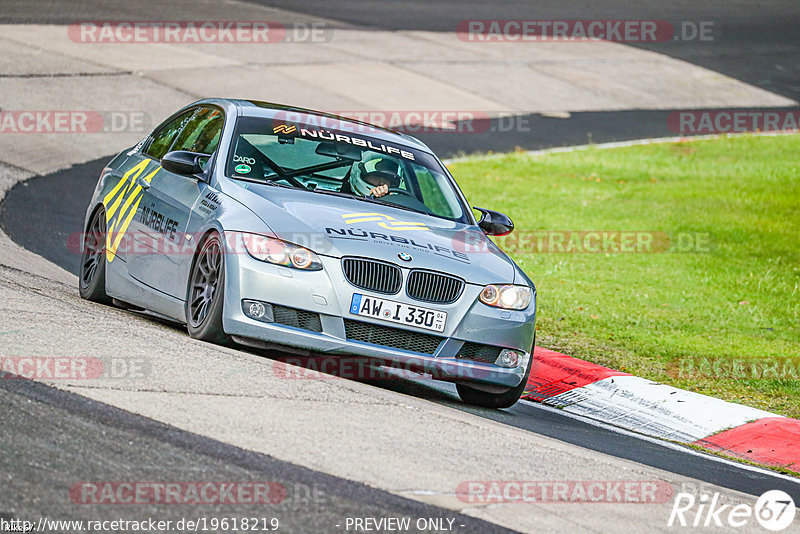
[0,111,150,134]
[69,482,286,505]
[271,356,518,382]
[460,230,713,254]
[669,356,800,381]
[68,21,331,43]
[456,480,674,503]
[67,230,714,257]
[456,20,715,42]
[668,110,800,134]
[0,357,151,380]
[272,110,532,134]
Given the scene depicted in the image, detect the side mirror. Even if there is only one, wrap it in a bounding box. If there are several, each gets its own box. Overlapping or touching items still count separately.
[161,150,208,177]
[474,207,514,236]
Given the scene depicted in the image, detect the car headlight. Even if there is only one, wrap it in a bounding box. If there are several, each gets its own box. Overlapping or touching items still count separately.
[241,233,322,271]
[479,284,532,310]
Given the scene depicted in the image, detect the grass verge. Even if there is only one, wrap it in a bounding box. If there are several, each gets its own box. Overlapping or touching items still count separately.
[450,134,800,418]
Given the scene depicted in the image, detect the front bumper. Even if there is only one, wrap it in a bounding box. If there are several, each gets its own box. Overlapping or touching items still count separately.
[221,233,536,389]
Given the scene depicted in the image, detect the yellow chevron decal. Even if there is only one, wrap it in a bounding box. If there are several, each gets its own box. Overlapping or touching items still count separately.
[343,212,394,224]
[342,212,429,231]
[103,161,160,262]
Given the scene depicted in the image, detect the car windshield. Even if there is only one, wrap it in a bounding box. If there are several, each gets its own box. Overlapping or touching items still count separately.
[226,116,468,222]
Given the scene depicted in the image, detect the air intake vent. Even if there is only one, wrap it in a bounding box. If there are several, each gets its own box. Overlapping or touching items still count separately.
[344,319,442,354]
[407,270,465,304]
[457,342,503,364]
[273,305,323,332]
[342,257,402,295]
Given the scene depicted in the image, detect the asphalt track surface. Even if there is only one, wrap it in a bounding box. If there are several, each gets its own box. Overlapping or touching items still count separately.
[254,0,800,156]
[4,0,798,104]
[0,377,510,533]
[253,0,800,103]
[2,0,800,530]
[2,1,798,157]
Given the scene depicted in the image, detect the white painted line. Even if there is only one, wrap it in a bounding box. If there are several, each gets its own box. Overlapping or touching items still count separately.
[545,375,779,443]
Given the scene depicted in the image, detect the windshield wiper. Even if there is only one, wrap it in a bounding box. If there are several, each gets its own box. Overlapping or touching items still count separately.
[232,175,296,189]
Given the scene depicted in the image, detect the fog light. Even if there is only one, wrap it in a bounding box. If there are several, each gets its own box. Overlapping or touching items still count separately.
[242,299,273,322]
[249,301,266,318]
[496,349,522,368]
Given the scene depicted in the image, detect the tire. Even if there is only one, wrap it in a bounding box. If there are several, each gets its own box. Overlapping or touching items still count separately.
[186,232,230,345]
[456,338,535,409]
[78,207,112,304]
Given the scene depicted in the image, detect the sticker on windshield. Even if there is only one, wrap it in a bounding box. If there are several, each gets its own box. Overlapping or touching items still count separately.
[273,124,297,134]
[234,163,251,174]
[297,128,416,161]
[233,155,255,165]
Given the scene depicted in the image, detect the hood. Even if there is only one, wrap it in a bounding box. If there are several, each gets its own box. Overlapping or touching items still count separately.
[220,181,518,285]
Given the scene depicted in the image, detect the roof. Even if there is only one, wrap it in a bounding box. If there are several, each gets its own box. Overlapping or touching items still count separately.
[231,99,431,152]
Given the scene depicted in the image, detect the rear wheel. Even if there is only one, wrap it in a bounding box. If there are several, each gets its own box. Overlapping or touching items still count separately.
[456,340,535,409]
[186,233,230,344]
[78,207,112,304]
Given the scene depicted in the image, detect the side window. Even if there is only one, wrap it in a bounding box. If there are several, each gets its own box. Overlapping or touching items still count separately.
[144,110,195,160]
[171,107,224,155]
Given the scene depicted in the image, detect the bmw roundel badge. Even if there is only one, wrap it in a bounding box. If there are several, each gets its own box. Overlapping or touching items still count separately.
[398,252,412,262]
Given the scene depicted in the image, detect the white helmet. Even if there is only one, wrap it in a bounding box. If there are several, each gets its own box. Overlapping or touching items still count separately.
[349,154,400,196]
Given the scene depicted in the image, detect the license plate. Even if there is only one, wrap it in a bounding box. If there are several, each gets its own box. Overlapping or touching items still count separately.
[349,293,447,333]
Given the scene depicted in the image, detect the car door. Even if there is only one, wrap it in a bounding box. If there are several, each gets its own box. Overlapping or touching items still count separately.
[103,109,194,276]
[127,106,224,298]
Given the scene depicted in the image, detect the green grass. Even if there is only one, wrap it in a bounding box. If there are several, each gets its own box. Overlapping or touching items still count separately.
[450,134,800,418]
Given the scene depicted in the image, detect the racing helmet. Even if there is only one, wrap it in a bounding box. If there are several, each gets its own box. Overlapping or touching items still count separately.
[349,154,401,196]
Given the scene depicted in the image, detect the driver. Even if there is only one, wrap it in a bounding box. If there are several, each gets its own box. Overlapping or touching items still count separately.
[349,156,401,198]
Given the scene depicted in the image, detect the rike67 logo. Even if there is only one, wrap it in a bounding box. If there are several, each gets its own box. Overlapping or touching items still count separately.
[669,490,796,531]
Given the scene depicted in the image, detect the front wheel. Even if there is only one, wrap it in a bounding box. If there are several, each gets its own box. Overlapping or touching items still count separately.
[186,233,230,345]
[78,207,112,304]
[456,341,535,409]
